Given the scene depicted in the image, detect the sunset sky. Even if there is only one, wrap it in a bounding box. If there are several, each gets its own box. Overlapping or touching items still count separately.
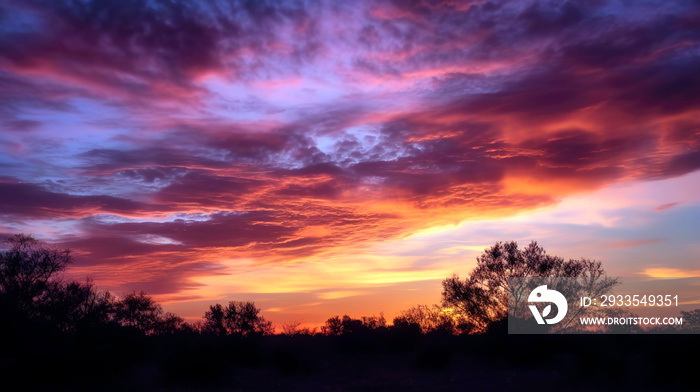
[1,0,699,328]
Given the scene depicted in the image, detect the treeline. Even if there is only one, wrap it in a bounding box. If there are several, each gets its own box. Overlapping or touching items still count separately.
[0,234,272,338]
[2,234,699,339]
[0,233,478,339]
[0,233,464,338]
[2,234,699,391]
[0,234,551,338]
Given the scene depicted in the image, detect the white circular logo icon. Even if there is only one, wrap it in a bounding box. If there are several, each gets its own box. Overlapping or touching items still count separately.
[528,285,568,325]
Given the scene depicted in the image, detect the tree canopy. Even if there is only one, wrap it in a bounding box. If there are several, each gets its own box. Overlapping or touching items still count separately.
[203,300,274,336]
[441,241,619,333]
[0,233,73,315]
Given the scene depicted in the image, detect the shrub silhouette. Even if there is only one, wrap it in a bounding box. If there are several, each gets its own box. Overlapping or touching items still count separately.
[203,300,274,336]
[393,304,460,334]
[321,314,387,336]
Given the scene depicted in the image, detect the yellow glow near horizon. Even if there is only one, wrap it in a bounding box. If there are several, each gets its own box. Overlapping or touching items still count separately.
[101,171,700,328]
[643,268,700,278]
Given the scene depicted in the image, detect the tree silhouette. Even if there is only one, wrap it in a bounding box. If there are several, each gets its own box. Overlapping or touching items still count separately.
[361,313,387,329]
[321,314,387,335]
[442,241,618,333]
[40,279,114,333]
[680,309,700,332]
[392,304,462,334]
[114,291,163,332]
[281,320,318,336]
[203,300,273,336]
[339,315,364,334]
[0,234,72,316]
[321,315,344,335]
[281,320,303,335]
[113,291,184,335]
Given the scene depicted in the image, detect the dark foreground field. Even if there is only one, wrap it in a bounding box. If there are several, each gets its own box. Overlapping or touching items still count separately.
[2,324,697,392]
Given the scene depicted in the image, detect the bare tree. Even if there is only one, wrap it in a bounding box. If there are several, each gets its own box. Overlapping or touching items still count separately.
[442,241,618,333]
[281,320,302,336]
[0,234,72,315]
[393,304,463,334]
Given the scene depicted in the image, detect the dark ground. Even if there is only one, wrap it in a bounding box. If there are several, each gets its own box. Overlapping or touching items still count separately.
[2,323,697,392]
